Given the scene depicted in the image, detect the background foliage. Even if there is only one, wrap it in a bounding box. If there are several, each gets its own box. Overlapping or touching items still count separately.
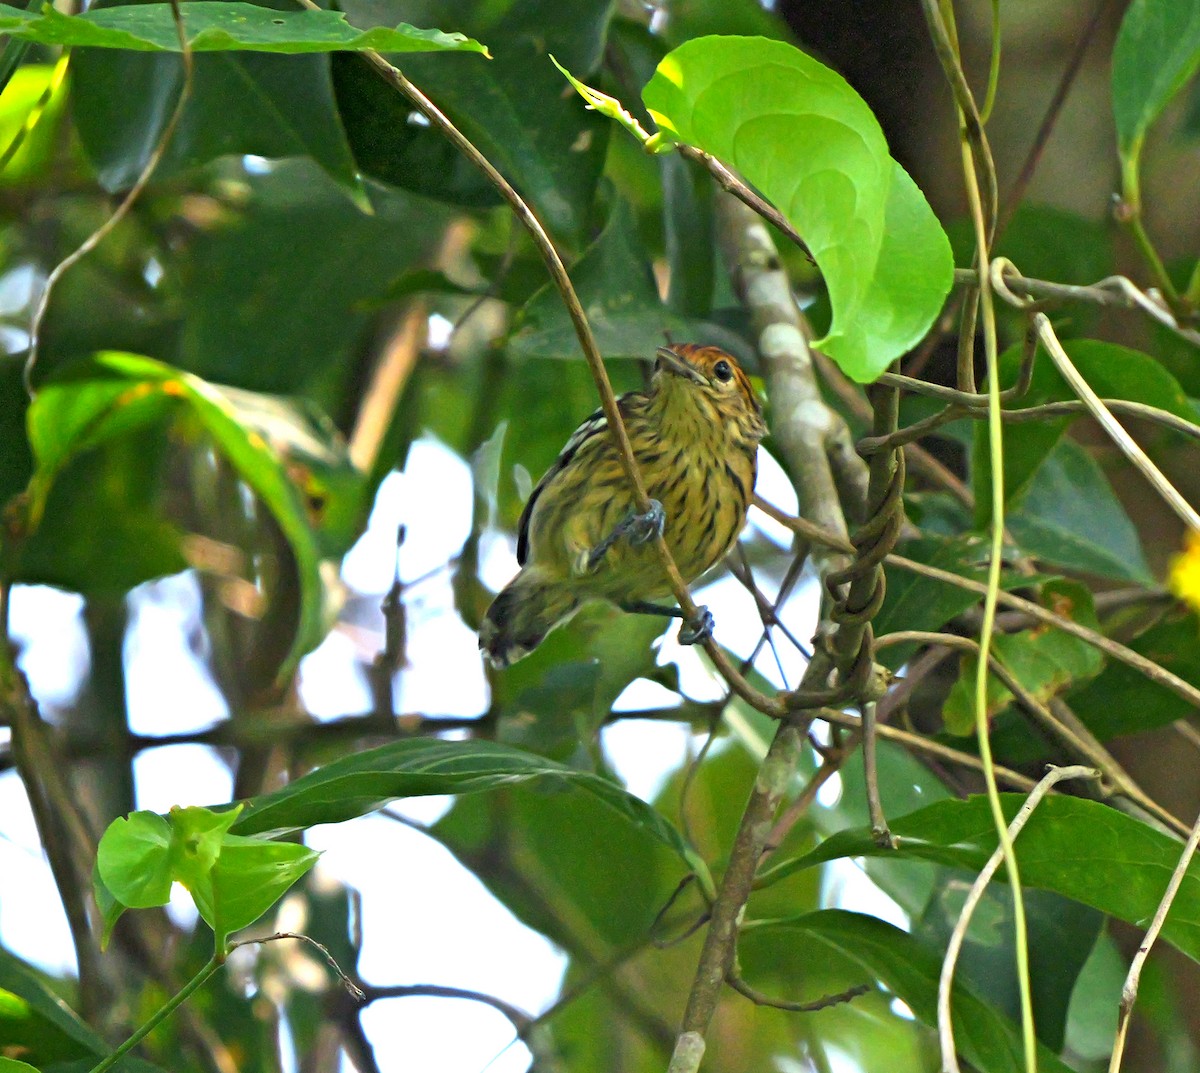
[1,1,1200,1071]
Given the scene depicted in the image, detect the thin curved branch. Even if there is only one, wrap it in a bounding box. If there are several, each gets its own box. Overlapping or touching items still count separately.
[301,4,781,719]
[937,765,1099,1073]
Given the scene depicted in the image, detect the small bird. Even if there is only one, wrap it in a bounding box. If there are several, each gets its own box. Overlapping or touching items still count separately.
[479,343,767,667]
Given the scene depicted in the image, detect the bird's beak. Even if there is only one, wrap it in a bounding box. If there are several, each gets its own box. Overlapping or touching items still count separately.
[655,346,706,385]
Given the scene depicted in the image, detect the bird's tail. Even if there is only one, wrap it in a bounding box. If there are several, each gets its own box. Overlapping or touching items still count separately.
[479,568,580,668]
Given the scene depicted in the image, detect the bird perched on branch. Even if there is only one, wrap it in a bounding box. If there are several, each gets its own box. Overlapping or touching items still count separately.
[480,343,767,667]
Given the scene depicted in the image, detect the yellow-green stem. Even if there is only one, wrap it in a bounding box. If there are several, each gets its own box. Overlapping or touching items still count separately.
[88,954,222,1073]
[962,137,1037,1073]
[980,0,1001,123]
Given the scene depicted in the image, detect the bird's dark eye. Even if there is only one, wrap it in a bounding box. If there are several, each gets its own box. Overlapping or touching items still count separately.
[713,360,733,382]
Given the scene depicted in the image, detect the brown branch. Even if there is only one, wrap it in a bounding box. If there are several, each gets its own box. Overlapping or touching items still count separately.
[304,4,779,721]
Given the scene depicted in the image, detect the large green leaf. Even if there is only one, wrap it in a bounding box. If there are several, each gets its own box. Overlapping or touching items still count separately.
[337,0,612,239]
[0,2,487,54]
[64,1,483,198]
[0,947,170,1072]
[642,35,953,382]
[1067,610,1200,741]
[942,581,1105,735]
[747,911,1076,1073]
[1112,0,1200,162]
[1007,437,1153,584]
[22,353,349,676]
[175,159,448,399]
[71,48,365,199]
[781,794,1200,964]
[229,737,712,893]
[973,338,1195,523]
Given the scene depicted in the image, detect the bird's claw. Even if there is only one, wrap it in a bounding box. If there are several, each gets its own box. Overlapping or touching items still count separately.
[626,499,666,545]
[678,606,714,646]
[586,499,667,571]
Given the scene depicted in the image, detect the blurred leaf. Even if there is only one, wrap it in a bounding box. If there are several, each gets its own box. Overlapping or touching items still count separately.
[0,949,96,1067]
[785,794,1200,965]
[176,160,448,398]
[2,2,488,55]
[1007,437,1153,584]
[974,338,1195,522]
[642,35,953,382]
[1112,0,1200,164]
[663,0,793,44]
[511,195,686,359]
[1068,610,1200,740]
[916,883,1102,1052]
[22,352,341,676]
[229,737,712,893]
[8,422,187,594]
[0,59,68,185]
[337,0,613,239]
[0,357,33,505]
[753,911,1076,1073]
[72,46,366,202]
[874,535,991,669]
[660,152,713,318]
[942,580,1104,735]
[434,775,687,951]
[1063,930,1123,1060]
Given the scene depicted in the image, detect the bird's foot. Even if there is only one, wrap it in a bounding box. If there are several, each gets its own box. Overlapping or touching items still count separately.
[678,606,714,646]
[586,499,666,571]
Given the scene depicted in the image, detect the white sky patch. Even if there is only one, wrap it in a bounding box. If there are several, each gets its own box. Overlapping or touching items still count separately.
[8,585,88,710]
[125,574,229,735]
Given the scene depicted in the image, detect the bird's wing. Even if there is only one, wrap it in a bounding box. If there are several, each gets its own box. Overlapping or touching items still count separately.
[516,404,610,566]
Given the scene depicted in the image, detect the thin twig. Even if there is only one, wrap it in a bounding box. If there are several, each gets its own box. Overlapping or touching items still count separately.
[995,0,1111,238]
[1108,801,1200,1072]
[726,973,868,1013]
[937,765,1099,1073]
[24,0,193,395]
[1029,309,1200,531]
[359,983,531,1033]
[298,0,780,721]
[754,495,1200,718]
[231,930,365,1001]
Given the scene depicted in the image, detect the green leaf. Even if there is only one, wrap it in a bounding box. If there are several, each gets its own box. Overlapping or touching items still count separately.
[23,353,347,676]
[0,3,488,54]
[0,948,98,1067]
[974,338,1195,522]
[1068,610,1200,740]
[337,0,611,239]
[942,580,1104,735]
[0,1059,41,1072]
[95,810,174,909]
[874,535,991,669]
[642,35,953,381]
[229,737,713,895]
[1008,437,1154,584]
[1112,0,1200,158]
[95,805,318,950]
[747,911,1076,1073]
[0,59,68,185]
[511,196,687,359]
[71,50,366,201]
[192,834,319,948]
[783,794,1200,965]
